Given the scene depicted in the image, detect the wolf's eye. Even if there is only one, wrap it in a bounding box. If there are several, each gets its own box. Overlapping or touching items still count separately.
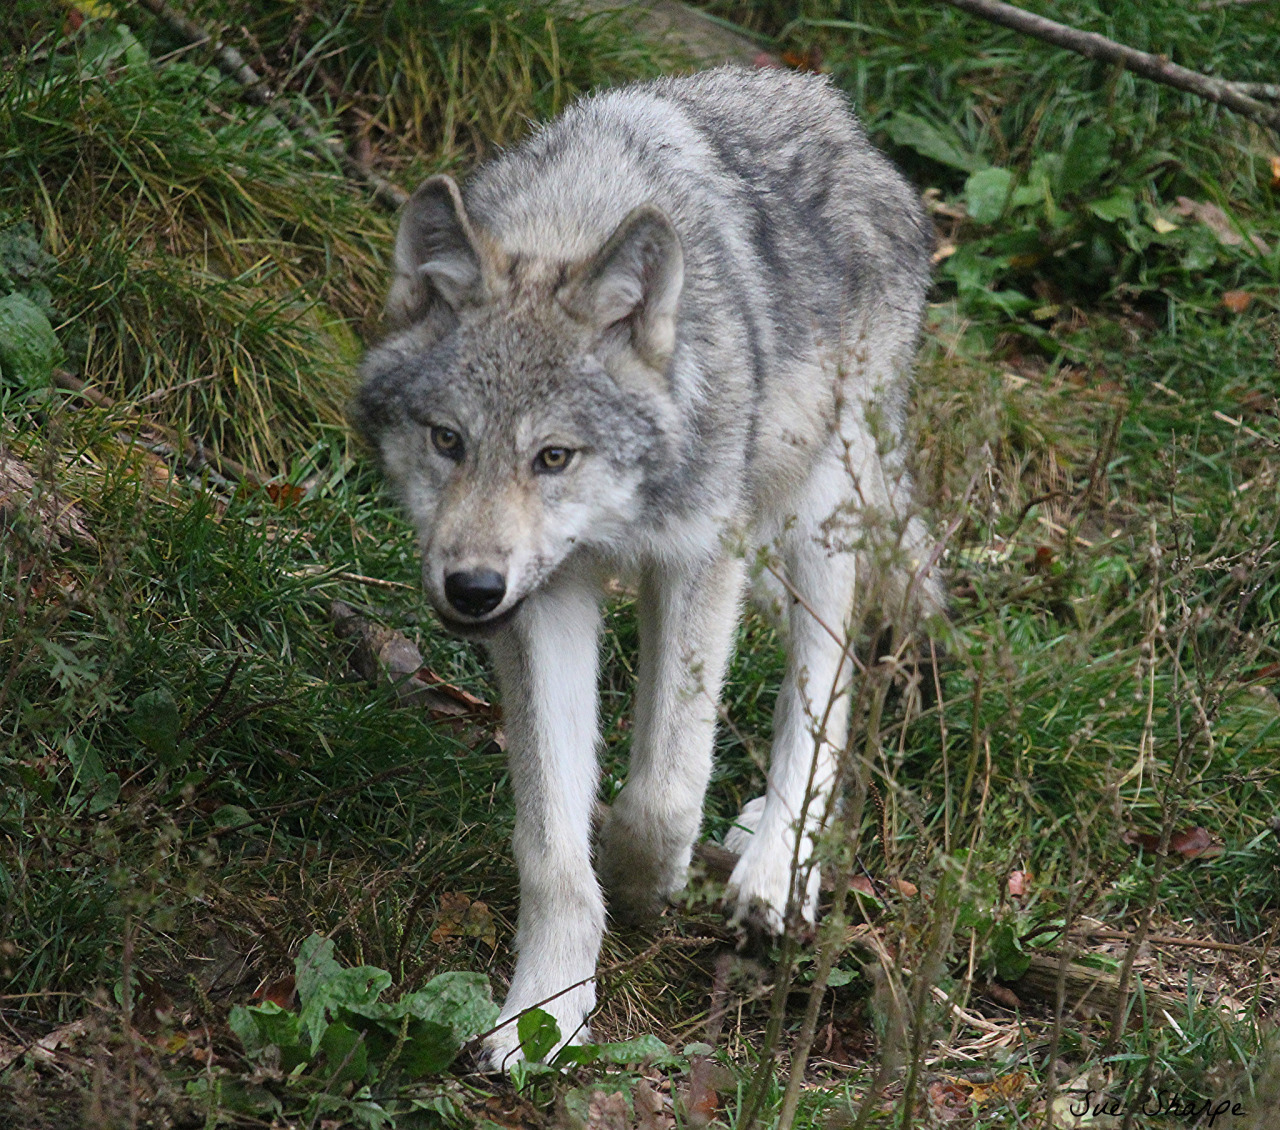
[431,426,463,460]
[534,447,574,474]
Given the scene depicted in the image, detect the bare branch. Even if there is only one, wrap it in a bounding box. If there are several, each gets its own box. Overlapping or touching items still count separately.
[940,0,1280,133]
[130,0,408,209]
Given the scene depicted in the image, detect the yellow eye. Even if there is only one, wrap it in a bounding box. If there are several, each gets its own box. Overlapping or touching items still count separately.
[534,447,573,474]
[431,426,463,459]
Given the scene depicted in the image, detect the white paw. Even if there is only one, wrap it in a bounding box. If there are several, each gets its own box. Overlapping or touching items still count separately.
[598,795,694,924]
[723,798,820,932]
[477,999,592,1072]
[478,977,596,1074]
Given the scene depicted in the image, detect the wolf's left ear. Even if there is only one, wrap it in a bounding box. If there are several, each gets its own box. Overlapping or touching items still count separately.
[562,205,684,370]
[386,175,490,328]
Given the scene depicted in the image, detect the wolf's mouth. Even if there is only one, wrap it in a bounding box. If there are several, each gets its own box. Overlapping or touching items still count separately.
[435,597,526,639]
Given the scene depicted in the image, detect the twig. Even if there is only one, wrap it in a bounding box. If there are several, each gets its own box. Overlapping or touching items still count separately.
[939,0,1280,133]
[129,0,408,210]
[52,369,261,488]
[1070,927,1272,959]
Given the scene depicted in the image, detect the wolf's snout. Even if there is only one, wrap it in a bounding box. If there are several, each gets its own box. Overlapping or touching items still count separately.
[444,569,507,617]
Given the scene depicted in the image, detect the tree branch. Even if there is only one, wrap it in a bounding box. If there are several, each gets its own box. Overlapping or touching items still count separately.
[940,0,1280,133]
[130,0,408,210]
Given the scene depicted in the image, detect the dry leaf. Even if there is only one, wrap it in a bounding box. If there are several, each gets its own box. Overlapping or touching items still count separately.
[430,891,497,949]
[585,1090,631,1130]
[255,974,296,1009]
[1007,870,1029,897]
[1221,290,1254,314]
[1270,155,1280,190]
[1171,197,1271,255]
[927,1080,972,1121]
[1122,825,1223,859]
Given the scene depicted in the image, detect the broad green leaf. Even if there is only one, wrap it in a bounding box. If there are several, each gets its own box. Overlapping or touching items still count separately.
[127,688,182,765]
[593,1033,673,1066]
[295,934,391,1054]
[295,934,345,1010]
[1058,124,1113,196]
[397,971,499,1042]
[1088,187,1136,224]
[827,966,858,987]
[989,923,1032,982]
[64,735,106,789]
[0,292,61,388]
[320,1020,369,1083]
[885,112,985,173]
[395,1019,459,1077]
[964,167,1014,225]
[87,772,120,815]
[517,1008,560,1063]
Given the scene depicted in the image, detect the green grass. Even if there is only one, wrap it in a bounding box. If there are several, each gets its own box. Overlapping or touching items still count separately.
[2,1,1279,1127]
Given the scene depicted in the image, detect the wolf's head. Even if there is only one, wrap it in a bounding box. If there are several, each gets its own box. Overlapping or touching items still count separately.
[355,175,686,635]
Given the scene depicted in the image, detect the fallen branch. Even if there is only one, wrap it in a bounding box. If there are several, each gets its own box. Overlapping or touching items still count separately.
[52,369,260,488]
[130,0,408,210]
[940,0,1280,133]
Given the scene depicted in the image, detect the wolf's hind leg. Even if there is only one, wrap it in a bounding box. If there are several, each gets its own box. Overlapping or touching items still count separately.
[598,553,745,925]
[728,514,858,933]
[480,576,604,1070]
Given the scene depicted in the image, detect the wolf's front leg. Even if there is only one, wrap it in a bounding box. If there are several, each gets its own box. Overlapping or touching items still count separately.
[727,540,857,933]
[598,553,745,923]
[481,577,604,1071]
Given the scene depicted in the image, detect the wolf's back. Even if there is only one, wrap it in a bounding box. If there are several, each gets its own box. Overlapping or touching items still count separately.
[464,66,932,370]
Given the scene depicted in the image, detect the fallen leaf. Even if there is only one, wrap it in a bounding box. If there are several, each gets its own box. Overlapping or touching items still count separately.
[927,1080,971,1121]
[850,875,917,898]
[1122,825,1223,859]
[780,47,823,72]
[255,974,296,1008]
[430,891,497,949]
[1271,155,1280,190]
[635,1079,675,1130]
[983,982,1023,1010]
[1221,290,1254,314]
[585,1090,631,1130]
[1007,870,1029,897]
[1172,196,1271,254]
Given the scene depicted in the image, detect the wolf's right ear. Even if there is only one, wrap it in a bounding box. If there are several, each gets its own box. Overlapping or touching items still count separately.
[385,175,489,329]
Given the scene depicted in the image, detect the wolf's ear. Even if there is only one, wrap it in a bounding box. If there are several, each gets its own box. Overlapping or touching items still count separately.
[561,205,683,370]
[386,175,489,328]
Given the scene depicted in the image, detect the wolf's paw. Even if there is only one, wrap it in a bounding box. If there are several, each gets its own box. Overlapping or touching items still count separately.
[597,798,691,926]
[723,798,819,933]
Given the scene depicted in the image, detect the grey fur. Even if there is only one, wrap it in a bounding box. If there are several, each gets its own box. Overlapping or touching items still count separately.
[355,66,942,1068]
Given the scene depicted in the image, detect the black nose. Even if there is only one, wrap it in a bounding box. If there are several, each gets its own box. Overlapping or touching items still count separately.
[444,569,507,617]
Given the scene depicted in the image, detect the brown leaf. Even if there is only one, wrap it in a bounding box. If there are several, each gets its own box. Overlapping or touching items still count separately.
[1168,826,1223,859]
[780,47,823,72]
[1271,155,1280,190]
[1171,197,1272,255]
[255,974,296,1009]
[430,892,497,949]
[983,982,1023,1010]
[265,482,306,506]
[850,875,916,899]
[1007,870,1029,898]
[679,1056,730,1128]
[1122,826,1222,859]
[1221,290,1254,314]
[927,1080,971,1121]
[635,1079,675,1130]
[585,1090,631,1130]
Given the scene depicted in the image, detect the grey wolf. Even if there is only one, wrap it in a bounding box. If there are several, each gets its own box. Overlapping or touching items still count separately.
[354,66,943,1068]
